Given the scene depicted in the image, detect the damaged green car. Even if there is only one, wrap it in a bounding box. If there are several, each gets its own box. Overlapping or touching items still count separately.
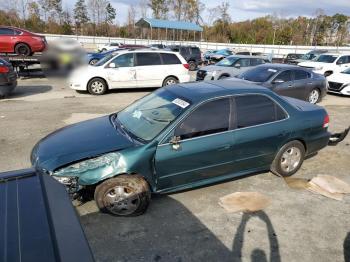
[31,80,339,216]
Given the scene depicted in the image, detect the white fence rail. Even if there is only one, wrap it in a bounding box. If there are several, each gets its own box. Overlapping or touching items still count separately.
[43,33,350,58]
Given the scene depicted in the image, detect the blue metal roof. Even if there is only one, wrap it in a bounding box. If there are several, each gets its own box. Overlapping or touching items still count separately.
[135,18,203,32]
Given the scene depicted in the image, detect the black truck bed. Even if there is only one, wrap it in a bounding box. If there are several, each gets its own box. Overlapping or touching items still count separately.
[0,168,94,262]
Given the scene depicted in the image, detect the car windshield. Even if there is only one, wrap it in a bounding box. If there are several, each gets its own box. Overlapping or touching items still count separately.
[216,56,240,66]
[238,67,278,82]
[341,68,350,74]
[93,53,117,66]
[116,89,191,141]
[216,49,232,55]
[315,54,338,63]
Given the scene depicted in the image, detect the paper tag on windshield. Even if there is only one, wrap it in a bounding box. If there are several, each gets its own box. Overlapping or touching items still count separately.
[268,69,277,73]
[172,98,189,108]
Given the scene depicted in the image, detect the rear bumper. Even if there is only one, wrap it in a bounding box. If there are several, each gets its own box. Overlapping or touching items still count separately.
[328,127,350,146]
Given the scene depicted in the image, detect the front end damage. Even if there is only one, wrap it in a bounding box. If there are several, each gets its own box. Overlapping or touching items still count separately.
[51,152,127,200]
[328,127,350,146]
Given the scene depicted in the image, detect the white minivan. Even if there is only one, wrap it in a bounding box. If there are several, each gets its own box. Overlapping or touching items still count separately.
[69,49,191,95]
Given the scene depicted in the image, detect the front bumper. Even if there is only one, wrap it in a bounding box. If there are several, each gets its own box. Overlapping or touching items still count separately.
[327,82,350,96]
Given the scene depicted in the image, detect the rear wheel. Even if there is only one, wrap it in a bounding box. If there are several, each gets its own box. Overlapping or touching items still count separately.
[94,175,151,216]
[15,43,31,56]
[162,76,179,87]
[308,89,320,104]
[87,78,107,95]
[271,140,305,177]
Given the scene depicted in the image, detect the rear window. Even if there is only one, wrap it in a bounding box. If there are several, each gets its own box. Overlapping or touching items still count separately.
[239,67,278,82]
[235,95,286,128]
[136,52,161,66]
[160,53,181,64]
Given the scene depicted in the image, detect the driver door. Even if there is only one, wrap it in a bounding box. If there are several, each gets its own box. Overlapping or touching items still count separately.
[105,53,137,88]
[154,97,236,191]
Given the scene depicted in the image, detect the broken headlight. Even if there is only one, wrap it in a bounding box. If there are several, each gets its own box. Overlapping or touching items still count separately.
[53,152,126,183]
[52,176,78,185]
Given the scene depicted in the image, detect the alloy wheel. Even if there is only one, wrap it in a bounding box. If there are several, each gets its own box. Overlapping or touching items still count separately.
[280,146,302,173]
[91,81,105,94]
[308,90,319,104]
[103,185,140,215]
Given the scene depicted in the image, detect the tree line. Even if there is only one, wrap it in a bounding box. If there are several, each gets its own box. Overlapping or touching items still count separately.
[0,0,349,46]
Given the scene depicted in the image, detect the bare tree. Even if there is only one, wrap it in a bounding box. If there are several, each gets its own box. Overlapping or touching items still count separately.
[139,0,148,18]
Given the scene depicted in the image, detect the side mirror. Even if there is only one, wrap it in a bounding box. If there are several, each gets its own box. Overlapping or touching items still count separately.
[169,136,181,151]
[234,63,241,69]
[109,62,117,68]
[273,79,285,84]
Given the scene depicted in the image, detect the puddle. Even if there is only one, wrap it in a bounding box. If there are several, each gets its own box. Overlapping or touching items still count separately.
[219,192,270,213]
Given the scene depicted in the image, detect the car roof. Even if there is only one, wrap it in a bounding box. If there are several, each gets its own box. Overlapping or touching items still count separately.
[254,63,308,70]
[166,80,273,103]
[226,54,260,59]
[117,49,180,55]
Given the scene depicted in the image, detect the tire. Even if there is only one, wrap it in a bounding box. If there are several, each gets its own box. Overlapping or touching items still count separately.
[89,59,99,65]
[162,76,179,87]
[270,140,305,177]
[308,89,320,104]
[15,43,31,56]
[94,175,151,216]
[188,61,196,71]
[87,78,108,95]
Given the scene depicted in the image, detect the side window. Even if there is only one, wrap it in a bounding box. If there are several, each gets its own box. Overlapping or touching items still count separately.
[294,70,310,80]
[180,47,190,57]
[110,53,134,67]
[275,70,292,82]
[237,58,250,67]
[0,28,14,35]
[136,52,161,66]
[235,95,286,128]
[337,56,350,65]
[251,58,265,66]
[190,47,200,55]
[174,98,231,140]
[160,53,181,64]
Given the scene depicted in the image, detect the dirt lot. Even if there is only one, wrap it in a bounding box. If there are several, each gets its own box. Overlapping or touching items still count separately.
[0,75,350,262]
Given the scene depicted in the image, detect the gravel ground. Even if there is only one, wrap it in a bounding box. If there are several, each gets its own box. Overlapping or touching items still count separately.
[0,74,349,262]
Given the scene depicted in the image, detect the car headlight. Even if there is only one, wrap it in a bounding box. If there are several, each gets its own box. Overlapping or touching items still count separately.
[52,176,78,185]
[53,152,126,181]
[315,66,323,70]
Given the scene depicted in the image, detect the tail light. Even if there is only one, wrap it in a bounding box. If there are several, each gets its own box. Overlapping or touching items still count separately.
[0,66,9,73]
[323,114,329,128]
[183,63,189,70]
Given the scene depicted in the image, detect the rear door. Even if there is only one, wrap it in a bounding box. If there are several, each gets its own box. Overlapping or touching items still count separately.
[105,53,137,88]
[231,94,291,172]
[292,69,312,100]
[135,52,164,87]
[160,52,184,77]
[0,28,15,53]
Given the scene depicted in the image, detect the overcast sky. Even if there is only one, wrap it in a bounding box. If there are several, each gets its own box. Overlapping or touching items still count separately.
[62,0,350,24]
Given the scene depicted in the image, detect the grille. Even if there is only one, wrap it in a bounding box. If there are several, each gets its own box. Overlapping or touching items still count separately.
[196,70,207,81]
[328,81,343,91]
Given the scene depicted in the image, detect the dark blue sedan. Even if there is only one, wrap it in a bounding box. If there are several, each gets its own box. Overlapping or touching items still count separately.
[86,48,122,65]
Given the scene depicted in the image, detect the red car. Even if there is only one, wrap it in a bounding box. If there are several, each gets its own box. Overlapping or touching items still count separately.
[0,26,47,56]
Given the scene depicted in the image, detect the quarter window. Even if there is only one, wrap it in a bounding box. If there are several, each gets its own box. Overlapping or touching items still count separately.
[110,53,134,67]
[136,52,161,66]
[174,98,231,140]
[160,53,181,64]
[235,95,286,128]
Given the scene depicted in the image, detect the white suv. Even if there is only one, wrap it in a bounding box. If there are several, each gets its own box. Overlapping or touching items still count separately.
[69,49,191,95]
[298,53,350,77]
[97,42,122,52]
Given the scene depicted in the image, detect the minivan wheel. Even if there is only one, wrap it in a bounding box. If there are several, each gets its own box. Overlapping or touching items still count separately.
[308,89,320,104]
[188,61,196,71]
[271,140,305,177]
[162,76,179,87]
[87,78,107,95]
[95,175,151,216]
[15,43,31,56]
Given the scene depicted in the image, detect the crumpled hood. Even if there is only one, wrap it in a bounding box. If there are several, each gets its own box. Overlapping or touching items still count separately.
[31,115,135,171]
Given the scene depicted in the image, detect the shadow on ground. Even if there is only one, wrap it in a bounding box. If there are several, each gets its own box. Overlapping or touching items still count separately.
[7,85,52,99]
[80,196,281,262]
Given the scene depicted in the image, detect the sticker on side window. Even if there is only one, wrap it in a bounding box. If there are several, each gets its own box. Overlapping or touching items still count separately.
[172,98,190,108]
[268,69,277,73]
